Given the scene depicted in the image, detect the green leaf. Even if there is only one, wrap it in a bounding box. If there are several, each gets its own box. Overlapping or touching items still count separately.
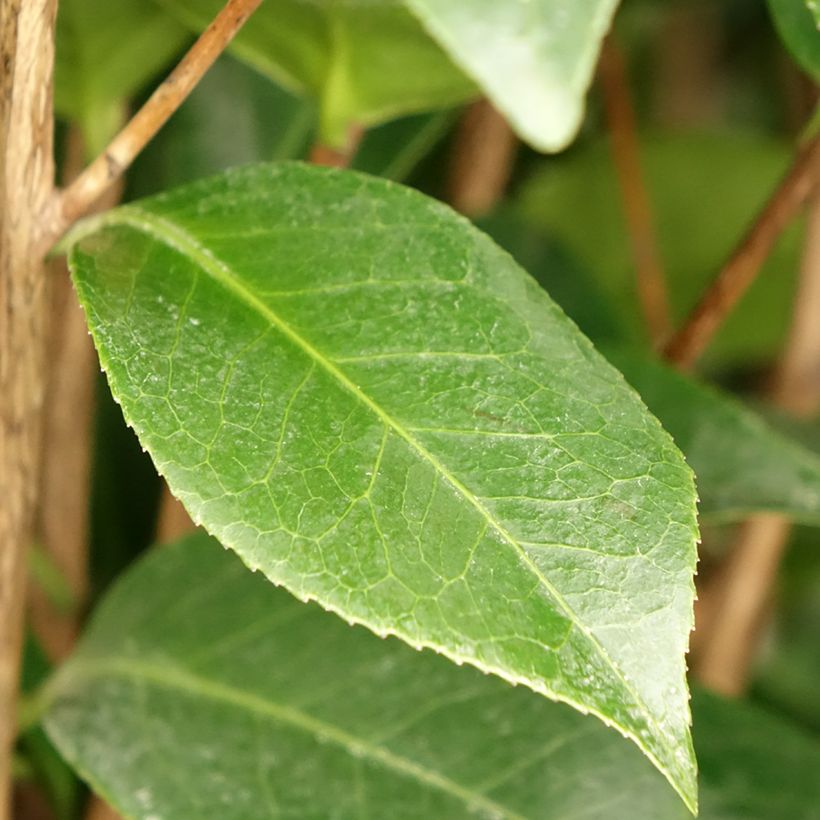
[55,0,190,155]
[612,352,820,526]
[768,0,820,80]
[64,163,698,807]
[152,0,475,146]
[478,210,626,345]
[517,132,803,366]
[44,536,820,819]
[810,0,820,28]
[405,0,620,152]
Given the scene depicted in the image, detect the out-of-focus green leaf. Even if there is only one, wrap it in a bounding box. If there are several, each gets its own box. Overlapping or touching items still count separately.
[612,352,820,525]
[18,637,80,820]
[352,110,457,182]
[517,132,803,367]
[55,0,189,154]
[44,536,820,819]
[405,0,620,152]
[153,0,475,146]
[768,0,820,80]
[63,163,699,806]
[753,528,820,732]
[129,55,315,199]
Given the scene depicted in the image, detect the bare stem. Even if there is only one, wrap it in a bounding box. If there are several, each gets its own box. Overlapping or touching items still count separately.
[447,99,518,218]
[598,38,670,346]
[51,0,263,242]
[0,2,58,816]
[664,134,820,370]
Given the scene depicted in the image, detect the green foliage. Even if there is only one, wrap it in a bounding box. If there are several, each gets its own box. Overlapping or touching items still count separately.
[406,0,620,151]
[516,132,803,367]
[153,0,475,146]
[612,353,820,525]
[55,0,189,154]
[64,162,699,806]
[30,3,820,818]
[768,0,820,80]
[44,535,820,820]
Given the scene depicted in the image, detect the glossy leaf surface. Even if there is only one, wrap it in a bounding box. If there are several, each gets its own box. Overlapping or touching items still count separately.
[65,163,698,805]
[613,353,820,525]
[45,536,820,819]
[153,0,475,145]
[405,0,620,151]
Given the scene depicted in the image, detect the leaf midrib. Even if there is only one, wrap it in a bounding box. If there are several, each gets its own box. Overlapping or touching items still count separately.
[53,656,525,820]
[69,204,683,798]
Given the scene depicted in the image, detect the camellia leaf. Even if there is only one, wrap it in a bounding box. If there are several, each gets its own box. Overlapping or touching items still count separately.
[612,353,820,525]
[404,0,620,152]
[44,536,820,819]
[63,163,698,807]
[55,0,190,155]
[152,0,475,146]
[768,0,820,80]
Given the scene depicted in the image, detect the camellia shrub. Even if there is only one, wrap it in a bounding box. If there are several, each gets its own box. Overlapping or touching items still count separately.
[3,1,820,818]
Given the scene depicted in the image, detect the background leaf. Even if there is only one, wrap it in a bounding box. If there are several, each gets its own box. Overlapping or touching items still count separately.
[153,0,475,145]
[611,352,820,526]
[768,0,820,80]
[45,535,820,820]
[65,162,698,806]
[405,0,620,152]
[55,0,189,154]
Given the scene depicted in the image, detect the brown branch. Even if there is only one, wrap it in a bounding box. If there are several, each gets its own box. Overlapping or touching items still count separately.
[155,487,197,545]
[446,99,518,218]
[0,2,58,817]
[694,192,820,695]
[598,38,670,346]
[50,0,263,243]
[309,124,364,169]
[664,134,820,370]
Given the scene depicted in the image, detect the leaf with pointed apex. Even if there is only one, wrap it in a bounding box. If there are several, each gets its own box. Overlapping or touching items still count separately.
[612,352,820,526]
[404,0,620,152]
[152,0,475,146]
[768,0,820,80]
[63,162,698,807]
[45,536,820,819]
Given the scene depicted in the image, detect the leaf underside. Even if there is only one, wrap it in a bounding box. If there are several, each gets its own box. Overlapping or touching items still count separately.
[46,537,820,820]
[66,162,698,808]
[405,0,621,151]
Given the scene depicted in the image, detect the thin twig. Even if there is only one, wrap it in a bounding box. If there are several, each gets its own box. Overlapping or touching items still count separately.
[694,192,820,695]
[447,99,518,218]
[664,134,820,369]
[598,38,670,346]
[50,0,263,243]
